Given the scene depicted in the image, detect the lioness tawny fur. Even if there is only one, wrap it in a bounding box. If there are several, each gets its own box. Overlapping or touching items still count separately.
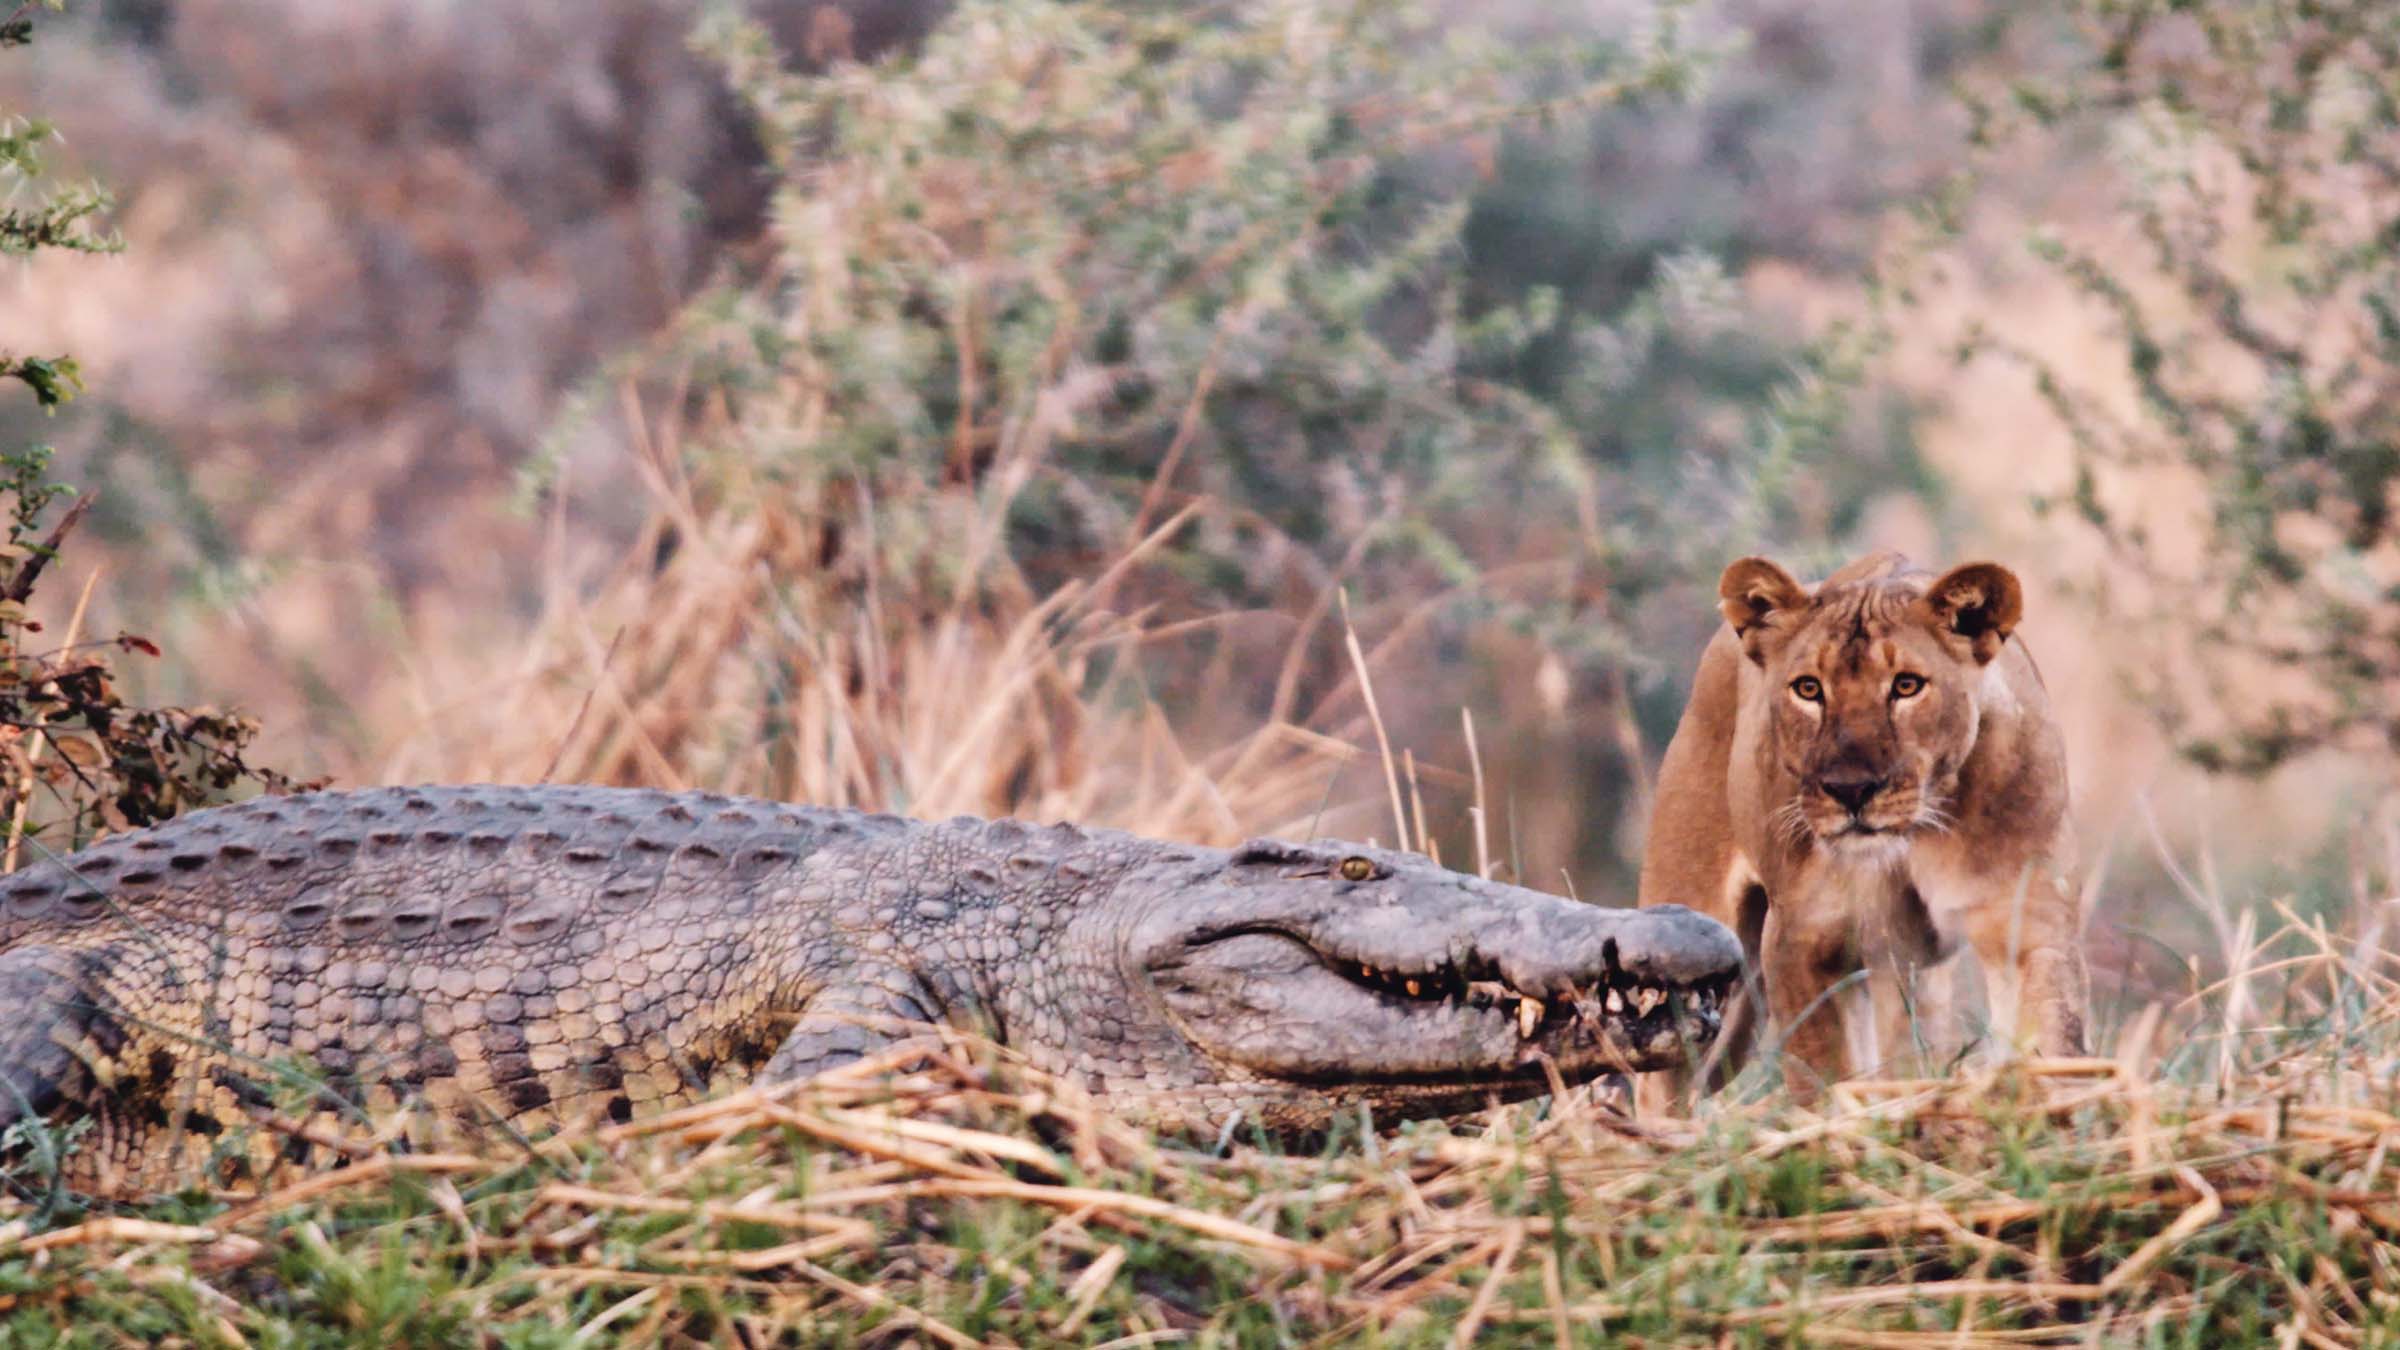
[1638,551,2089,1101]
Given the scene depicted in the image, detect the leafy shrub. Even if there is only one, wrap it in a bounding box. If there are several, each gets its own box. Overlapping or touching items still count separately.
[1953,0,2400,773]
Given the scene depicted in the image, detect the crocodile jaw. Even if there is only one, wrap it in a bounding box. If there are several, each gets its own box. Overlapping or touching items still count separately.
[1123,841,1743,1121]
[1148,926,1734,1090]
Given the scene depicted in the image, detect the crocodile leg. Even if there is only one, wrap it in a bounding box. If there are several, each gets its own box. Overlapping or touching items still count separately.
[757,972,946,1083]
[0,947,110,1138]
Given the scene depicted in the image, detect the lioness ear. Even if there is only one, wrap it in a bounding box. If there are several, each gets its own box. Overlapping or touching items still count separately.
[1717,557,1809,662]
[1918,562,2023,664]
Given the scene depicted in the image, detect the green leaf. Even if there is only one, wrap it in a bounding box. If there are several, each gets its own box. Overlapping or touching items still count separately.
[2,355,83,410]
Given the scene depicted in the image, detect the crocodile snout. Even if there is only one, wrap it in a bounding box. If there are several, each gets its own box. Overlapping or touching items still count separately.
[1474,895,1745,1003]
[1136,841,1748,1125]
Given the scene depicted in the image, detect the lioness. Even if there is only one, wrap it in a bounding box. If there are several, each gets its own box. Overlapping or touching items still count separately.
[1637,552,2087,1100]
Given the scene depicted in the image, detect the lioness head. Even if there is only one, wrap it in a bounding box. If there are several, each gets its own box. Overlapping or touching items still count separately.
[1717,552,2024,857]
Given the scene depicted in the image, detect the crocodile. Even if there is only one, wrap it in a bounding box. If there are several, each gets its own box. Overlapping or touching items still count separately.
[0,785,1741,1194]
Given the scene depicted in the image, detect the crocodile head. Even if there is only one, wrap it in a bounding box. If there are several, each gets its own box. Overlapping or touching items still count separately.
[1086,836,1743,1135]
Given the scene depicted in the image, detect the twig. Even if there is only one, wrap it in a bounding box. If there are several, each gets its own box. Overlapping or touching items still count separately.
[541,625,626,783]
[1449,1220,1524,1347]
[1,490,94,604]
[1338,591,1408,851]
[791,1256,988,1349]
[8,1216,229,1255]
[1463,706,1492,878]
[216,1153,490,1228]
[3,563,98,873]
[901,1176,1353,1267]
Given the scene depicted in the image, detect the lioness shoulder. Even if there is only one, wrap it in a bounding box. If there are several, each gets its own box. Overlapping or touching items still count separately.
[1637,551,2087,1100]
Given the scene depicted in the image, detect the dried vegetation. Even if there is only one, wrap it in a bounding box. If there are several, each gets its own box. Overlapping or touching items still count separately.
[5,969,2399,1345]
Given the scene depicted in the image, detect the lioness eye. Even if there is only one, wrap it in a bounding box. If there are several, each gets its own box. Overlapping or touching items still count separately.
[1891,673,1925,699]
[1790,676,1823,702]
[1337,856,1375,882]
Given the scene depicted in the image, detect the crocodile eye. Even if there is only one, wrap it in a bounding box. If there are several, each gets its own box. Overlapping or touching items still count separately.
[1890,672,1926,699]
[1790,676,1823,703]
[1337,856,1375,882]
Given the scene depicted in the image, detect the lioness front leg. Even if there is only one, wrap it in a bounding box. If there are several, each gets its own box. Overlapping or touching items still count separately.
[1958,867,2089,1058]
[1760,905,1852,1099]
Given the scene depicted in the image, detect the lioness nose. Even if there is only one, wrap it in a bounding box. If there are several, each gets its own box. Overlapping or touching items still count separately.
[1820,771,1885,814]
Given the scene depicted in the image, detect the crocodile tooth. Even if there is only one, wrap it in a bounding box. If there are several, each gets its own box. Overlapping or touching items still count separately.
[1606,989,1624,1013]
[1632,987,1664,1016]
[1518,997,1543,1039]
[1405,978,1422,997]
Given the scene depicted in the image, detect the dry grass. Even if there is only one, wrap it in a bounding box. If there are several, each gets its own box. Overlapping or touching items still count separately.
[373,380,1375,851]
[3,997,2397,1345]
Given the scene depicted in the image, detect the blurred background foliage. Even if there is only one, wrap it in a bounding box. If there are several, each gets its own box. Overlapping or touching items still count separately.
[1945,0,2400,777]
[1,3,301,859]
[2,0,2390,952]
[552,0,1940,880]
